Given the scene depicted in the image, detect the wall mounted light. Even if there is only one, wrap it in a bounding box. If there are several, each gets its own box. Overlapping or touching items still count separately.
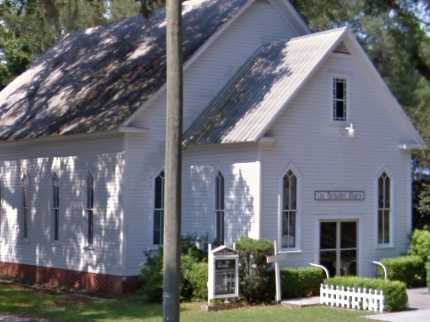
[345,123,355,138]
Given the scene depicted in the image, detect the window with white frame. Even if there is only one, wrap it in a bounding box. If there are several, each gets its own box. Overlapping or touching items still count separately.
[21,174,30,240]
[333,78,347,121]
[215,171,225,244]
[52,173,60,241]
[378,172,391,245]
[86,173,94,245]
[282,170,297,249]
[153,171,164,245]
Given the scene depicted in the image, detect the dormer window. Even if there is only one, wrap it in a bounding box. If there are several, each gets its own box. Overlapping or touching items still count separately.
[333,78,347,121]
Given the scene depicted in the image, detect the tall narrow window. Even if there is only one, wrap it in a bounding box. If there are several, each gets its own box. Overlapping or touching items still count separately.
[153,171,164,245]
[21,174,30,240]
[333,78,347,121]
[86,173,94,245]
[378,173,391,244]
[52,173,60,241]
[215,172,225,244]
[282,170,297,249]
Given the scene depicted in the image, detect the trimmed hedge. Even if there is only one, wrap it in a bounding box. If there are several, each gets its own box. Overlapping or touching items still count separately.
[327,276,408,311]
[410,229,430,263]
[281,267,325,299]
[427,262,430,289]
[379,256,426,287]
[236,237,275,303]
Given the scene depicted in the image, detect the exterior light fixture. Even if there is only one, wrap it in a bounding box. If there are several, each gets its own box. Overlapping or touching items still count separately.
[345,123,355,138]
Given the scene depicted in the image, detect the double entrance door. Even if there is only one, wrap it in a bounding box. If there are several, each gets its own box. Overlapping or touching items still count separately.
[319,221,358,277]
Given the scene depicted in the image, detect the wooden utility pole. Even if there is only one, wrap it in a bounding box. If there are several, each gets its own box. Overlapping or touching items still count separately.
[163,0,183,321]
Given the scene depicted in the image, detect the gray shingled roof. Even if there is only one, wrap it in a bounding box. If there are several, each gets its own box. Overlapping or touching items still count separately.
[183,28,347,145]
[0,0,249,141]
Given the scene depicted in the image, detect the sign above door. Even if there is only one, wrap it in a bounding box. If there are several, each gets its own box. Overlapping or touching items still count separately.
[315,191,365,201]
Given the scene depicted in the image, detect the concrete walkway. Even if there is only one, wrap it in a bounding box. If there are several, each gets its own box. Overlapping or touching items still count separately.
[368,288,430,322]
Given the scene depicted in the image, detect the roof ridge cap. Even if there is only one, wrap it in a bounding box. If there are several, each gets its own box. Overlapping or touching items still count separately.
[289,26,348,42]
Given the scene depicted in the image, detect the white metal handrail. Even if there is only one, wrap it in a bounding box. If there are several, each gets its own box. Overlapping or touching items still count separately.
[310,263,330,279]
[372,261,387,280]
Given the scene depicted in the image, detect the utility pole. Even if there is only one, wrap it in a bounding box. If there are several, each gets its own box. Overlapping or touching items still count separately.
[163,0,183,321]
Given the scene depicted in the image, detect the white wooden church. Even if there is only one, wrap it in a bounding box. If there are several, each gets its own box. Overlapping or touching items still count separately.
[0,0,425,293]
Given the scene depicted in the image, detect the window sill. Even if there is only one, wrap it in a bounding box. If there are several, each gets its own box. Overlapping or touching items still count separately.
[376,243,394,249]
[83,245,95,252]
[18,239,30,245]
[329,121,348,128]
[279,249,302,254]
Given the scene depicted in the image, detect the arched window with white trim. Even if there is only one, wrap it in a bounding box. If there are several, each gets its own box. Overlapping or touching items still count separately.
[215,171,225,243]
[153,171,164,245]
[282,170,297,249]
[21,174,30,240]
[378,172,391,245]
[86,173,94,245]
[52,173,60,241]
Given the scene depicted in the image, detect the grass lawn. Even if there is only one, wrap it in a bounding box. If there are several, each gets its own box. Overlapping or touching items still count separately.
[0,283,371,322]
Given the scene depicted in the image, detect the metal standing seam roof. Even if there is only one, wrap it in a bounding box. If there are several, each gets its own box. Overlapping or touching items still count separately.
[183,27,348,145]
[0,0,250,141]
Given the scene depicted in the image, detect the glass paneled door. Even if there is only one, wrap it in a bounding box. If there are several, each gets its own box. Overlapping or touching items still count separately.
[320,221,357,277]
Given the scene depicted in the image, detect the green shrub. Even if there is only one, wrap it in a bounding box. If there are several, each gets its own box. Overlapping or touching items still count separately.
[327,276,408,311]
[379,256,426,287]
[139,250,163,302]
[427,262,430,289]
[140,236,208,302]
[410,229,430,263]
[183,261,208,300]
[281,267,325,299]
[236,237,275,303]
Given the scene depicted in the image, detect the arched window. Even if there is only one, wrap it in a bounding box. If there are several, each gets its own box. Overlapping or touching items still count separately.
[215,172,225,244]
[282,170,297,249]
[153,171,165,245]
[86,173,94,245]
[378,172,391,244]
[52,173,60,241]
[21,174,30,240]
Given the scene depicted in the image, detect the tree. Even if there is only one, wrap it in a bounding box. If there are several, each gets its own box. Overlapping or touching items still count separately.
[0,0,141,88]
[163,0,183,320]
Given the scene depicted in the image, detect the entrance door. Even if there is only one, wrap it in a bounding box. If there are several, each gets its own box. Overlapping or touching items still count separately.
[319,221,357,277]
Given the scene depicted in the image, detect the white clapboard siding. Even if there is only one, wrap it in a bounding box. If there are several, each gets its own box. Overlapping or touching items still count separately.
[0,133,126,276]
[320,284,384,312]
[122,0,304,276]
[260,40,413,274]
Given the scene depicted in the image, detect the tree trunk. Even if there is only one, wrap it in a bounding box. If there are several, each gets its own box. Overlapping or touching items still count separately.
[163,0,183,321]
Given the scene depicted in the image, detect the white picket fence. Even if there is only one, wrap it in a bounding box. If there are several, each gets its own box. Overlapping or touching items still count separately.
[320,284,385,313]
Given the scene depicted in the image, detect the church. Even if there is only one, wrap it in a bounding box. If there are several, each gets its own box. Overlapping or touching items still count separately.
[0,0,424,294]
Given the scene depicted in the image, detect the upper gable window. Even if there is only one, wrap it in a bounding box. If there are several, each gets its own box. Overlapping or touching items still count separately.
[333,78,347,121]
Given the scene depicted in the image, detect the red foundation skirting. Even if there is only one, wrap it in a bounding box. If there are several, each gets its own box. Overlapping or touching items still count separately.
[0,261,140,295]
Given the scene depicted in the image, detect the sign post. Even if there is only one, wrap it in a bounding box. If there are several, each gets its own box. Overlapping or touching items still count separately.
[266,240,288,303]
[208,244,240,304]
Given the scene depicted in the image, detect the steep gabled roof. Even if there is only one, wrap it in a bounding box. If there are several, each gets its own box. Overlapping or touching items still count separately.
[0,0,251,141]
[184,27,425,147]
[184,28,348,145]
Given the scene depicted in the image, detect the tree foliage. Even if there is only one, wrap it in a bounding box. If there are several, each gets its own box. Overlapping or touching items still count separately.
[0,0,142,88]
